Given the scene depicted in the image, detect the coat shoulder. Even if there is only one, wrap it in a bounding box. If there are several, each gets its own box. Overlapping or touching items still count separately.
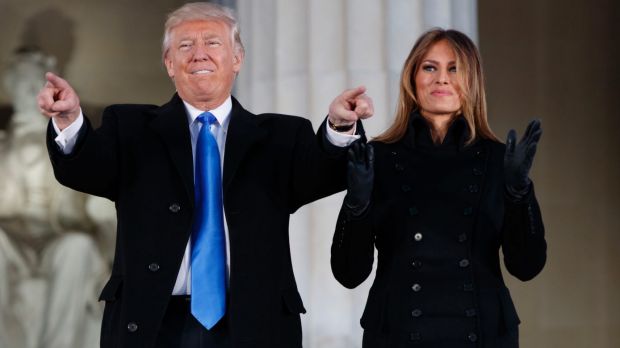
[254,112,313,132]
[100,104,160,126]
[106,104,159,112]
[104,103,159,114]
[368,139,401,156]
[477,138,506,158]
[480,138,505,150]
[256,112,311,124]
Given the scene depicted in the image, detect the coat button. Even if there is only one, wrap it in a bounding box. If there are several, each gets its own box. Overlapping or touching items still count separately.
[458,233,468,242]
[413,232,423,242]
[127,322,138,332]
[473,168,483,176]
[148,263,160,272]
[463,206,473,216]
[459,259,470,268]
[395,163,404,171]
[412,260,423,269]
[463,283,474,291]
[465,308,477,317]
[411,309,423,317]
[409,206,419,216]
[169,203,181,213]
[401,184,411,192]
[409,332,421,341]
[468,332,478,342]
[411,283,422,292]
[468,184,479,193]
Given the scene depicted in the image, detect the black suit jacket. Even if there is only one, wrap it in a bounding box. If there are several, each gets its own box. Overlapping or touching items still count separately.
[331,115,546,348]
[47,94,350,348]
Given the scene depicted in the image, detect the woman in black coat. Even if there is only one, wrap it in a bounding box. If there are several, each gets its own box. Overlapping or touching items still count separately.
[330,28,546,348]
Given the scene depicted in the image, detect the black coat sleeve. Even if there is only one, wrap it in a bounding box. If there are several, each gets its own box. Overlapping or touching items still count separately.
[287,118,352,212]
[501,183,547,281]
[46,108,120,201]
[330,201,375,289]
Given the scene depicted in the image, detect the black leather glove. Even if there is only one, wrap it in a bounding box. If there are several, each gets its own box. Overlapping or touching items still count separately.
[343,141,374,217]
[504,119,542,201]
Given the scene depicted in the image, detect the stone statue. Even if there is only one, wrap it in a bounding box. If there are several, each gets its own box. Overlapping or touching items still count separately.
[0,48,114,348]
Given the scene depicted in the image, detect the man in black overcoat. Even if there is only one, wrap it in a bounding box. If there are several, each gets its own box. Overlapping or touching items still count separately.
[37,3,372,347]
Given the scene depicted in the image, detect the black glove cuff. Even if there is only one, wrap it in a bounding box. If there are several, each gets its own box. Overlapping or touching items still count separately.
[505,180,533,203]
[344,195,371,219]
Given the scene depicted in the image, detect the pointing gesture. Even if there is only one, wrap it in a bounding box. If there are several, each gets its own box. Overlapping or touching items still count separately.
[37,72,81,131]
[329,86,374,128]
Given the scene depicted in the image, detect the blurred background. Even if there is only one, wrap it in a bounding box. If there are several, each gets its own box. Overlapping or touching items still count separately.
[0,0,618,347]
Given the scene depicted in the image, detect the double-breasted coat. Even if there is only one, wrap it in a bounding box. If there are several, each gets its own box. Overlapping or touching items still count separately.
[46,94,349,348]
[331,114,546,348]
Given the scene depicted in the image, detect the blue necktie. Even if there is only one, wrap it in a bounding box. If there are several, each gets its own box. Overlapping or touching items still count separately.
[191,112,226,329]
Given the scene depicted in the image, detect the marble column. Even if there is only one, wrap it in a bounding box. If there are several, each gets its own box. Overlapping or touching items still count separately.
[236,1,477,346]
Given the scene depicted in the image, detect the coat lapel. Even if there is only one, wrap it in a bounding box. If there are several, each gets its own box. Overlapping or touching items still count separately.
[149,94,195,207]
[223,97,267,191]
[147,95,267,205]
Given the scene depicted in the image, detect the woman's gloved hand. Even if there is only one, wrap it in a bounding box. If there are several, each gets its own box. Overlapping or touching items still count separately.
[343,141,374,217]
[504,119,542,201]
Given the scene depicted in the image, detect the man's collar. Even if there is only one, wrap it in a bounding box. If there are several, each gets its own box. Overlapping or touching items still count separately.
[182,96,232,128]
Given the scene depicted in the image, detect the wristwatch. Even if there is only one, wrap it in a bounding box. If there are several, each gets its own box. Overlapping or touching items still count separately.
[328,118,355,132]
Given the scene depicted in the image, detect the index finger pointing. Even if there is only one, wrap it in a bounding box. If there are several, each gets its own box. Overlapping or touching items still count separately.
[45,72,72,91]
[340,85,367,101]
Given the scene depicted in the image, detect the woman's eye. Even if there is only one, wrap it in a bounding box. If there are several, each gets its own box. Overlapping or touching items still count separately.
[422,65,436,72]
[449,66,457,73]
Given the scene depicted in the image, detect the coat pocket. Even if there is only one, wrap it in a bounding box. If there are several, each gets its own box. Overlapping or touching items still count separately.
[99,276,123,348]
[98,276,123,302]
[281,288,307,314]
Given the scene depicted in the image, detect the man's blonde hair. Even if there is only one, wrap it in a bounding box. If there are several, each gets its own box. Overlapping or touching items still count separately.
[161,2,244,63]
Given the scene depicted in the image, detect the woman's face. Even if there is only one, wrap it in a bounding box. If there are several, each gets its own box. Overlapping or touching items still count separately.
[414,39,462,119]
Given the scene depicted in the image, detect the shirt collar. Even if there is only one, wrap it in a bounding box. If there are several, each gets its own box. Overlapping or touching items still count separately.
[182,96,232,128]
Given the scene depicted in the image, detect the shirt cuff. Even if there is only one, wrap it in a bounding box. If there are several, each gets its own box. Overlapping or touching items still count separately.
[325,122,361,147]
[53,110,84,155]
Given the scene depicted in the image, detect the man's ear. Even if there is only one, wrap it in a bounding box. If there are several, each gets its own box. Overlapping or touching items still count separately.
[164,54,174,78]
[232,50,244,73]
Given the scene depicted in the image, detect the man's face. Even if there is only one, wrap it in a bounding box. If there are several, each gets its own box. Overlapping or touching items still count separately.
[164,19,243,109]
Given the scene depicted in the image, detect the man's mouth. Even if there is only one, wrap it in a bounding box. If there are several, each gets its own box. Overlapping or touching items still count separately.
[192,69,213,75]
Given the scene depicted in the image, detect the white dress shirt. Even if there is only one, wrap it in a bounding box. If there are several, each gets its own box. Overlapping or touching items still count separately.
[53,96,359,295]
[171,98,232,295]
